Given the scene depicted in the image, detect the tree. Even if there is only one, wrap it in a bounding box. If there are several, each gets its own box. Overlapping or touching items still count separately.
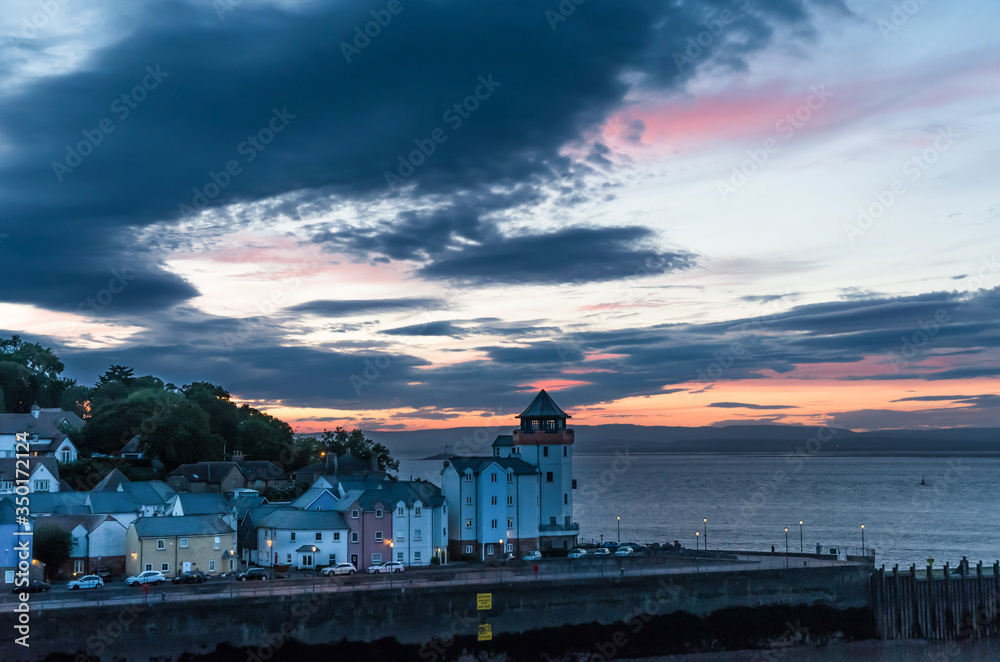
[319,427,399,476]
[0,335,68,412]
[33,524,73,581]
[96,365,135,387]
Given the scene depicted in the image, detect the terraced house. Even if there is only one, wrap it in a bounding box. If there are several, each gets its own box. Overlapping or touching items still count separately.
[125,515,237,578]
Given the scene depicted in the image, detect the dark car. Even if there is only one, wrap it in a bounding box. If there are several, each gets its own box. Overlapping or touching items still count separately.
[236,568,269,581]
[12,580,50,594]
[172,570,209,585]
[93,567,113,579]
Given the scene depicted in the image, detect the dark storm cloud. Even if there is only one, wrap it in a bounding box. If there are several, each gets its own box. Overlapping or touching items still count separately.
[708,402,799,410]
[287,298,447,317]
[381,321,467,338]
[0,0,844,311]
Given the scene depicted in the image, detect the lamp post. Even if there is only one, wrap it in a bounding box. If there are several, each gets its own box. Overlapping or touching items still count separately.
[703,518,708,549]
[695,531,699,551]
[784,528,788,555]
[616,516,620,543]
[861,525,865,555]
[799,521,803,554]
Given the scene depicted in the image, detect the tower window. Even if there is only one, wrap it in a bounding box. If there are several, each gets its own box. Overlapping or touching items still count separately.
[546,472,553,482]
[543,447,548,457]
[563,447,567,457]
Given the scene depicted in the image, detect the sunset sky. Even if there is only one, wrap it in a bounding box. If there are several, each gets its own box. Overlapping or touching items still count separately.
[1,0,998,432]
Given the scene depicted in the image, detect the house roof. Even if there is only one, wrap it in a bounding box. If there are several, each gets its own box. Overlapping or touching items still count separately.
[0,457,60,482]
[0,499,16,524]
[294,451,378,479]
[295,544,322,552]
[171,493,233,515]
[120,480,176,505]
[445,456,539,476]
[243,503,286,526]
[236,460,289,482]
[86,491,142,514]
[34,514,118,533]
[232,495,267,519]
[491,434,513,448]
[291,487,337,509]
[120,434,146,454]
[92,468,130,491]
[20,491,89,515]
[133,514,234,538]
[516,389,570,419]
[37,408,86,430]
[167,462,240,484]
[0,414,64,439]
[373,480,445,508]
[257,508,348,531]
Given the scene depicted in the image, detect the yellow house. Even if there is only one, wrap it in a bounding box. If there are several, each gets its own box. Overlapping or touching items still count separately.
[125,515,237,577]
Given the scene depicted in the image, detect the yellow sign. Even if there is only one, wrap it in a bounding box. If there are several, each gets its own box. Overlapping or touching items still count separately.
[476,593,492,610]
[477,624,492,641]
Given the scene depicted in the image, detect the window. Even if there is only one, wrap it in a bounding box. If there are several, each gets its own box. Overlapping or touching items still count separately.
[486,544,494,555]
[465,519,472,528]
[465,474,472,482]
[33,480,50,492]
[161,562,169,572]
[315,532,322,541]
[397,506,404,516]
[375,531,383,543]
[73,560,84,574]
[491,497,497,506]
[507,518,513,528]
[564,494,568,504]
[546,472,553,482]
[351,509,359,519]
[414,506,421,517]
[328,553,336,564]
[414,529,422,541]
[507,496,513,506]
[229,559,235,571]
[491,519,497,529]
[506,473,512,483]
[515,446,520,454]
[396,532,404,541]
[1,481,12,491]
[333,532,341,541]
[375,509,383,518]
[61,449,71,463]
[494,448,500,457]
[397,551,404,562]
[157,539,165,550]
[372,553,382,564]
[465,545,473,554]
[179,538,188,548]
[316,506,323,511]
[286,554,292,563]
[505,543,513,552]
[214,536,221,550]
[145,563,152,571]
[563,447,568,457]
[414,551,421,561]
[351,532,359,543]
[543,446,549,457]
[550,516,556,525]
[443,527,446,537]
[209,560,216,572]
[491,473,497,483]
[465,496,472,505]
[290,532,296,541]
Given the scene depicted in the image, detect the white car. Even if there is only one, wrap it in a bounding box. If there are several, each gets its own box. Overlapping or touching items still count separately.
[322,562,357,576]
[367,561,404,574]
[522,551,542,561]
[67,575,104,590]
[615,546,634,557]
[567,548,587,558]
[592,548,611,557]
[126,570,166,587]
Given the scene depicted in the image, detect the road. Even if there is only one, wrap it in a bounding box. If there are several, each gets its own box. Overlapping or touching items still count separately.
[1,554,863,612]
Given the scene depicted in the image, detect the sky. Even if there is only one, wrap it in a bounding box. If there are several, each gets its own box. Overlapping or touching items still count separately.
[1,0,998,433]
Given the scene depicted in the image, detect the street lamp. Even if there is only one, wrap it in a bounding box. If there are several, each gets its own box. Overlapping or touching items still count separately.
[617,516,620,542]
[799,521,803,554]
[861,525,865,555]
[695,531,700,551]
[703,518,708,549]
[784,528,788,555]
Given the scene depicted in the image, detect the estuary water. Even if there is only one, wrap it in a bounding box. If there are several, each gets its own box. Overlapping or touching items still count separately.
[400,452,1000,570]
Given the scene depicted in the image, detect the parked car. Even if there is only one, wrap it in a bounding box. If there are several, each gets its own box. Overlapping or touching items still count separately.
[602,541,620,550]
[615,546,634,557]
[322,563,357,576]
[172,570,208,585]
[367,561,405,574]
[567,548,588,558]
[93,566,113,579]
[592,547,611,557]
[67,575,104,590]
[126,570,166,587]
[621,541,646,551]
[236,568,269,581]
[522,550,542,561]
[12,580,50,594]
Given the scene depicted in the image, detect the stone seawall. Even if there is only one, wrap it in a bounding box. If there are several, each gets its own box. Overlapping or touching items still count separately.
[7,564,873,661]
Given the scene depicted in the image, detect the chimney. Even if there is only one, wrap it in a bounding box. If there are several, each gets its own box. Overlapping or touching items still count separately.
[31,404,40,419]
[370,454,378,471]
[232,449,244,463]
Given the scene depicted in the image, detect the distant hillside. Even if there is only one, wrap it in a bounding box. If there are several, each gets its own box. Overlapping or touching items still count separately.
[357,424,1000,458]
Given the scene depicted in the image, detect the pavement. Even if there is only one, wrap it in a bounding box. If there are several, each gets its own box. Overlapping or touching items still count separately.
[0,554,864,612]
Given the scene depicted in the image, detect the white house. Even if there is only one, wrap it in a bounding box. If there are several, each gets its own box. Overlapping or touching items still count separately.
[0,457,62,495]
[0,406,80,462]
[373,479,447,567]
[36,514,128,578]
[255,509,350,570]
[168,493,237,529]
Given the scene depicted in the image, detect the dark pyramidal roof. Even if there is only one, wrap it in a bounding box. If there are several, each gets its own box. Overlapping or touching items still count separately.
[516,389,570,419]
